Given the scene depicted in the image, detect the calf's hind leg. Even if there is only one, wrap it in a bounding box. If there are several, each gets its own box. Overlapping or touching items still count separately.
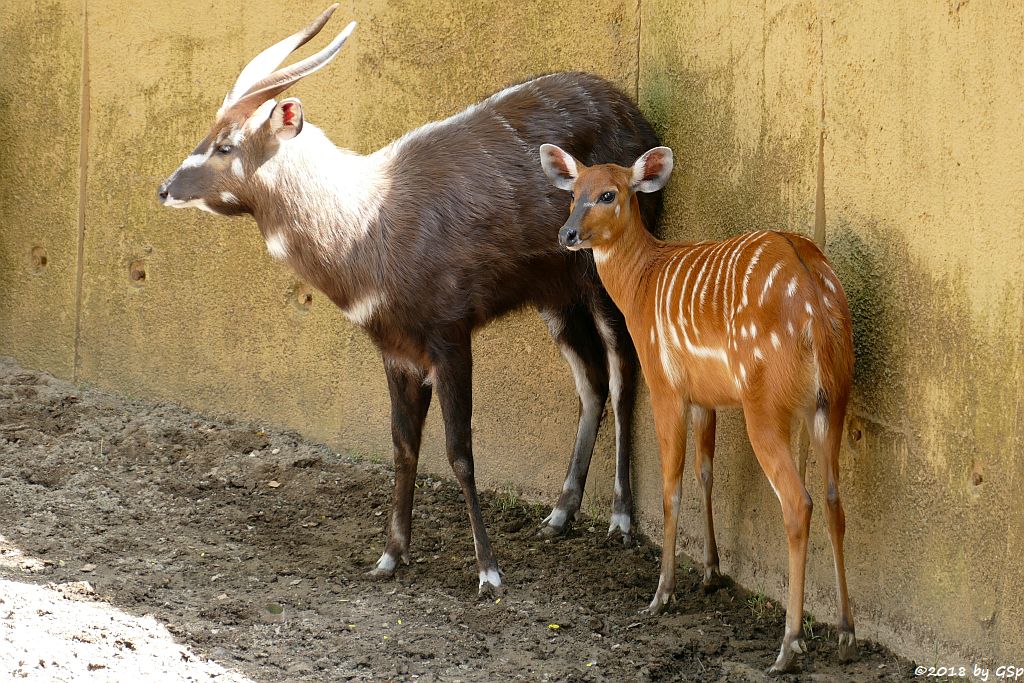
[806,397,857,661]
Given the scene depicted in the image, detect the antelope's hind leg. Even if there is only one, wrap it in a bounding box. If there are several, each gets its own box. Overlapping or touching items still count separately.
[744,403,811,674]
[535,304,609,539]
[806,396,857,662]
[594,302,638,545]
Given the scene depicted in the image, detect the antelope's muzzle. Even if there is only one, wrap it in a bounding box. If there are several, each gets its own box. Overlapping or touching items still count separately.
[559,223,585,250]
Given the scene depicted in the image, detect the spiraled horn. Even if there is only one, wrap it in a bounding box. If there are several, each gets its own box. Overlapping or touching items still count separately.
[218,4,341,118]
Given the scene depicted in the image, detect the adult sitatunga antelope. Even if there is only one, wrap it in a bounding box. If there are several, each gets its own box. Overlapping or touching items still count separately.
[158,5,662,596]
[539,144,856,672]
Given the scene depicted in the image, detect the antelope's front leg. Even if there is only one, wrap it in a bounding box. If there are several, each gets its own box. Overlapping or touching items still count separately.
[368,358,432,579]
[431,334,504,597]
[643,392,688,615]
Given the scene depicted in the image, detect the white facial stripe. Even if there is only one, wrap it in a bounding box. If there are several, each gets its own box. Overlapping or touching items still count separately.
[231,157,244,179]
[178,150,213,169]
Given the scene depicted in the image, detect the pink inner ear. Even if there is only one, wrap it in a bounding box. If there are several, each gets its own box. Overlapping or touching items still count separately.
[282,102,296,126]
[552,152,572,176]
[644,153,665,180]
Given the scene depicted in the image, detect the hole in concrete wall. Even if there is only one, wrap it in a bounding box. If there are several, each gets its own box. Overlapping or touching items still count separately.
[287,282,314,312]
[846,416,863,448]
[30,247,47,274]
[129,260,147,286]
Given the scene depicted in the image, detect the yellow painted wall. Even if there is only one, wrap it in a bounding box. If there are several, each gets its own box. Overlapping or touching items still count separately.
[2,0,1021,664]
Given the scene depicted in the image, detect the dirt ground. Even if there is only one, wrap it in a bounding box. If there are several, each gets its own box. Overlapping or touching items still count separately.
[0,356,916,682]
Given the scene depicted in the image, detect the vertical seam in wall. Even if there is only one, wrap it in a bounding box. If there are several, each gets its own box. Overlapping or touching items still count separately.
[634,0,642,101]
[72,0,89,383]
[813,0,827,247]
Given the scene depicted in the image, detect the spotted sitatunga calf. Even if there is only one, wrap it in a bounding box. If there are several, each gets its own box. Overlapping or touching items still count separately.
[540,143,856,673]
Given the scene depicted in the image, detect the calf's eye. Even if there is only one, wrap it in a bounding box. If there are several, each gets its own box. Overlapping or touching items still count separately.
[217,144,234,155]
[599,191,616,203]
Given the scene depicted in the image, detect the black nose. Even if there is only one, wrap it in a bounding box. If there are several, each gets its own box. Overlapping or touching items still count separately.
[157,185,169,201]
[559,225,580,247]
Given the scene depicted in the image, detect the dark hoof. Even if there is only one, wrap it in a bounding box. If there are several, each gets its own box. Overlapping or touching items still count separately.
[366,566,395,580]
[640,592,673,616]
[534,521,569,540]
[477,581,505,602]
[604,527,633,547]
[701,567,726,592]
[837,631,858,662]
[768,638,805,674]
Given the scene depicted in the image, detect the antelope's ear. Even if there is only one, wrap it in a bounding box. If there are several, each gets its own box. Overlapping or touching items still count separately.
[631,146,674,193]
[270,98,304,140]
[539,144,580,191]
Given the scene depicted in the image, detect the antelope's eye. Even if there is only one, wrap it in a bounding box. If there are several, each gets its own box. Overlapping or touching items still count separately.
[599,191,616,203]
[217,144,233,155]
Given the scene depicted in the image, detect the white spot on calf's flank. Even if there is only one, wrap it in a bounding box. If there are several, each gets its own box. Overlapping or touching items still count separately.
[479,568,502,589]
[787,277,798,297]
[265,233,289,260]
[739,363,747,384]
[771,331,781,350]
[787,321,795,335]
[759,263,783,306]
[750,322,758,339]
[805,302,814,316]
[753,346,764,361]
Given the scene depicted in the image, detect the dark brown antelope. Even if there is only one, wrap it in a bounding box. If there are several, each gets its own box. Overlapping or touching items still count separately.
[540,144,856,672]
[158,5,662,596]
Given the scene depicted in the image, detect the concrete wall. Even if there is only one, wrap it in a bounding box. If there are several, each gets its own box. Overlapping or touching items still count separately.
[2,0,1021,665]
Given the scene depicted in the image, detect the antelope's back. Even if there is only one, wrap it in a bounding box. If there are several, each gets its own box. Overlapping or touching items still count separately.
[381,72,662,321]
